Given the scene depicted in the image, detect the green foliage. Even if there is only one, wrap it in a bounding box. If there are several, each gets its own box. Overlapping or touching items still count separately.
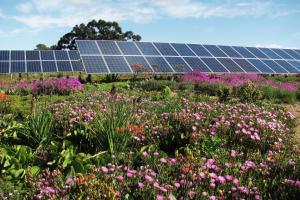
[236,81,262,102]
[178,82,194,91]
[140,80,178,91]
[86,74,93,84]
[161,86,172,100]
[260,85,297,104]
[194,83,221,96]
[217,85,232,102]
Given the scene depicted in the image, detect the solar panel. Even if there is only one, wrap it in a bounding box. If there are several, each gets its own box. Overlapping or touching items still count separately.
[183,57,211,72]
[273,60,298,73]
[246,59,273,73]
[281,49,300,60]
[245,47,269,59]
[218,46,242,58]
[42,61,57,72]
[56,61,72,72]
[153,43,179,56]
[200,58,228,73]
[117,42,141,55]
[135,42,160,55]
[0,51,10,61]
[0,62,9,73]
[203,45,228,57]
[287,61,300,71]
[55,51,69,60]
[261,60,288,73]
[71,60,84,71]
[11,62,25,73]
[145,57,174,72]
[81,56,109,73]
[40,51,55,60]
[68,50,81,60]
[76,40,100,55]
[171,43,196,56]
[269,49,294,60]
[27,61,42,73]
[258,48,282,59]
[26,51,40,60]
[125,56,153,72]
[217,58,244,72]
[104,56,131,73]
[165,57,192,72]
[188,44,212,57]
[231,46,256,58]
[294,49,300,56]
[97,41,121,55]
[11,51,25,60]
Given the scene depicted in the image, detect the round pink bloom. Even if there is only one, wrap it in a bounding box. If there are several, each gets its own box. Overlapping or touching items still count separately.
[218,176,226,185]
[117,175,124,182]
[142,151,148,158]
[137,182,145,188]
[160,187,168,193]
[210,196,217,200]
[230,150,237,158]
[153,152,159,157]
[192,126,197,131]
[154,182,160,188]
[127,172,133,177]
[160,158,167,164]
[101,166,109,173]
[174,183,180,188]
[145,175,153,182]
[156,195,164,200]
[232,178,239,185]
[170,158,177,164]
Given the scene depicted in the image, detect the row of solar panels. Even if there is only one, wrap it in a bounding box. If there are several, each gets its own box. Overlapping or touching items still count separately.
[0,50,84,74]
[76,40,300,74]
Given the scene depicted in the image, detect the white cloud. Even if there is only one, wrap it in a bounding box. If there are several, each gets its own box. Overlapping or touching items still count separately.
[9,0,299,30]
[256,44,283,48]
[16,2,34,13]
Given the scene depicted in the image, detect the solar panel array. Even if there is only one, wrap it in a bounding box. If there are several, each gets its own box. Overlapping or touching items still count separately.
[0,50,84,74]
[76,40,300,74]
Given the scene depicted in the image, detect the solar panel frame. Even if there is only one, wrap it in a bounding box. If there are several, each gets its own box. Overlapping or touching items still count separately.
[124,56,154,73]
[200,58,229,73]
[281,49,300,60]
[81,56,109,74]
[104,56,132,73]
[145,56,175,73]
[76,40,100,55]
[287,61,300,71]
[26,51,40,61]
[11,61,26,73]
[217,58,245,73]
[171,43,196,56]
[0,51,10,61]
[183,57,212,72]
[40,51,55,60]
[97,40,122,55]
[56,61,73,72]
[153,43,179,56]
[217,46,243,58]
[273,60,299,73]
[11,50,25,61]
[54,51,69,61]
[246,59,274,73]
[27,61,42,73]
[187,44,213,57]
[231,46,256,58]
[134,42,160,55]
[42,61,57,72]
[245,47,270,59]
[269,49,294,60]
[258,48,282,59]
[117,41,142,55]
[261,60,288,73]
[0,62,9,74]
[68,50,81,60]
[165,57,193,73]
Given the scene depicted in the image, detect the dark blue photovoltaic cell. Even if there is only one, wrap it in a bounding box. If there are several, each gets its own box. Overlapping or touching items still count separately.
[71,61,84,71]
[76,40,100,55]
[42,61,57,72]
[261,60,288,73]
[116,42,141,55]
[258,48,282,59]
[274,60,298,73]
[270,49,294,59]
[55,51,69,60]
[68,51,81,60]
[188,44,212,57]
[56,61,72,72]
[171,43,195,56]
[0,51,10,60]
[145,57,174,72]
[26,51,40,60]
[232,46,256,58]
[81,56,108,73]
[0,62,9,73]
[246,59,273,73]
[287,61,300,71]
[200,58,228,72]
[153,43,178,56]
[27,61,41,73]
[218,46,242,58]
[245,47,269,59]
[294,49,300,56]
[125,56,153,72]
[217,58,244,72]
[183,57,211,72]
[281,49,300,60]
[165,57,192,72]
[11,62,25,73]
[203,45,227,57]
[97,41,121,55]
[135,42,160,55]
[104,56,131,73]
[11,51,25,60]
[40,51,55,60]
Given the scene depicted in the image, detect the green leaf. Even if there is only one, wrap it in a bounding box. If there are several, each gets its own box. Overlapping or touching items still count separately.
[30,166,41,176]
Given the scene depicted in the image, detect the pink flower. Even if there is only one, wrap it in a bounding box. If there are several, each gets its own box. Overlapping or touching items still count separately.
[153,152,159,157]
[174,183,180,188]
[127,172,133,177]
[137,182,145,188]
[232,178,239,185]
[156,195,164,200]
[230,150,237,158]
[192,126,197,131]
[101,166,109,173]
[142,151,148,158]
[117,175,124,182]
[160,158,167,164]
[145,175,153,182]
[154,182,160,188]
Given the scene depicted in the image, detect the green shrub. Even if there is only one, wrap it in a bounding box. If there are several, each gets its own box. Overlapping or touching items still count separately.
[296,89,300,101]
[140,80,178,91]
[194,83,220,96]
[161,86,172,100]
[236,81,262,102]
[178,83,194,91]
[260,85,275,100]
[217,85,232,102]
[273,89,297,104]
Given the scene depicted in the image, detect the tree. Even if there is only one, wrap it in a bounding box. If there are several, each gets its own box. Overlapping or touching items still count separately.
[55,19,142,50]
[35,44,51,50]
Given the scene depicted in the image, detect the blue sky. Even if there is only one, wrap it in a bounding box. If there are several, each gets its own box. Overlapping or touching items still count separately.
[0,0,300,50]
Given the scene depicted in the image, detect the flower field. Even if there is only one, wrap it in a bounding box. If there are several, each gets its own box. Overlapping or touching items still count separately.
[0,75,300,199]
